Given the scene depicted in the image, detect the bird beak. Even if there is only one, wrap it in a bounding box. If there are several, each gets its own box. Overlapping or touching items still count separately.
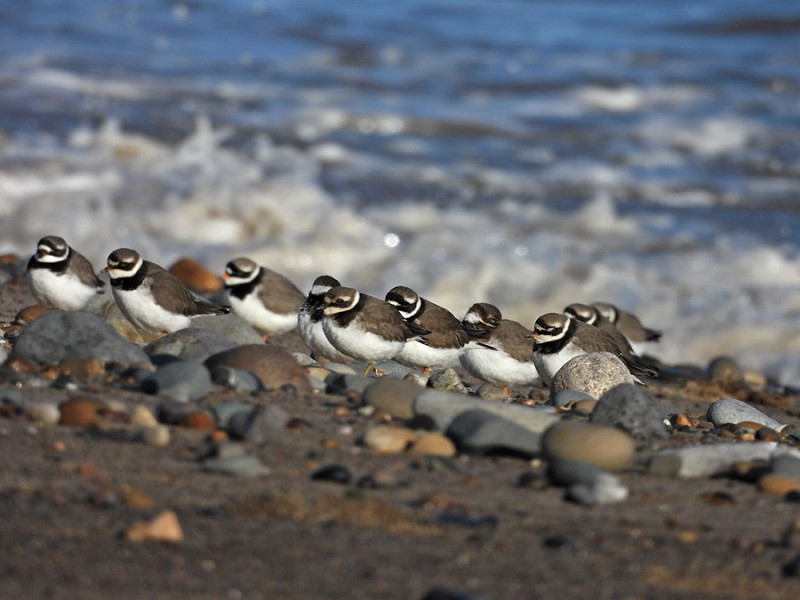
[221,273,230,281]
[101,266,110,273]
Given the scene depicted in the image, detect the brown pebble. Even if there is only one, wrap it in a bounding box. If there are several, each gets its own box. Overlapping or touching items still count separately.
[14,304,56,324]
[759,474,800,497]
[122,487,155,509]
[321,438,340,449]
[205,345,312,394]
[59,358,106,381]
[126,510,184,543]
[333,406,350,417]
[678,530,699,544]
[4,356,37,374]
[363,425,418,455]
[184,411,216,431]
[0,253,20,266]
[209,430,228,443]
[168,257,222,294]
[407,432,457,457]
[572,398,597,415]
[755,427,781,441]
[707,355,744,384]
[59,399,100,428]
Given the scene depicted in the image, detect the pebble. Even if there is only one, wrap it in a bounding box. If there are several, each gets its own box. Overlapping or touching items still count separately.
[408,432,457,457]
[14,304,56,324]
[210,402,253,430]
[126,510,184,543]
[141,360,213,402]
[362,378,422,420]
[184,411,217,431]
[209,365,265,392]
[326,372,376,395]
[140,424,171,447]
[58,398,100,427]
[168,257,222,294]
[476,384,511,402]
[771,455,800,481]
[420,587,484,600]
[228,404,290,444]
[590,383,670,439]
[759,474,800,497]
[707,397,785,431]
[648,442,800,478]
[428,368,468,393]
[156,399,204,426]
[58,358,106,381]
[25,402,60,426]
[547,459,629,505]
[447,409,544,457]
[363,425,418,454]
[310,464,352,484]
[551,352,636,400]
[707,355,745,384]
[551,389,595,409]
[146,328,237,363]
[205,344,312,394]
[191,313,265,345]
[202,454,270,478]
[541,421,635,471]
[12,311,150,367]
[413,389,559,433]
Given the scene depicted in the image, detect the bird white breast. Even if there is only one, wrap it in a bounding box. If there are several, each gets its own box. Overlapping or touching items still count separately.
[227,289,298,335]
[322,317,404,363]
[532,342,586,387]
[395,340,464,371]
[27,269,99,311]
[298,310,352,363]
[112,285,191,334]
[460,345,539,388]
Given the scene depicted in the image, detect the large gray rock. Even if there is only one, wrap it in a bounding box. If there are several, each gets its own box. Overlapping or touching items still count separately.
[590,383,670,439]
[11,311,150,367]
[649,442,800,478]
[706,397,785,431]
[141,360,213,402]
[145,327,237,363]
[205,344,312,394]
[191,313,265,345]
[446,409,544,457]
[551,352,636,399]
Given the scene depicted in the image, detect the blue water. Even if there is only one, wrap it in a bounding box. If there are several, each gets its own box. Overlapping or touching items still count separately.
[2,0,800,380]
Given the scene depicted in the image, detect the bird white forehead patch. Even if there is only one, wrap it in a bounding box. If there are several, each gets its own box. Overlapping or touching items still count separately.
[107,255,143,279]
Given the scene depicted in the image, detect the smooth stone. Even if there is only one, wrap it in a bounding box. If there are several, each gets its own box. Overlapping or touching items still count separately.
[126,510,184,543]
[759,474,800,496]
[707,355,745,383]
[363,425,418,454]
[771,455,800,481]
[58,398,99,427]
[211,402,254,429]
[321,361,357,375]
[205,344,312,394]
[326,372,374,395]
[310,464,352,484]
[131,406,159,428]
[707,397,785,431]
[184,411,216,431]
[548,459,629,505]
[476,384,511,402]
[168,257,222,294]
[447,409,544,457]
[202,454,270,478]
[551,389,595,409]
[362,378,421,420]
[291,352,316,367]
[551,352,636,400]
[140,425,171,447]
[590,383,670,439]
[145,328,237,363]
[208,365,265,392]
[649,442,800,478]
[541,421,635,471]
[414,389,559,433]
[141,360,213,402]
[229,404,290,445]
[191,313,265,345]
[428,368,468,394]
[25,402,60,426]
[156,399,203,425]
[12,311,150,367]
[408,432,457,457]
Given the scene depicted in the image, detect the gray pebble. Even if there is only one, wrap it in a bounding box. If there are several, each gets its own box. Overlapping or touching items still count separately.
[590,383,670,439]
[428,368,468,394]
[210,402,254,429]
[156,399,203,425]
[414,389,558,433]
[145,327,237,363]
[191,312,265,345]
[649,442,800,478]
[12,311,150,367]
[475,384,510,402]
[771,454,800,481]
[141,360,213,402]
[326,372,374,395]
[228,404,290,445]
[208,365,265,392]
[291,352,316,367]
[446,409,543,457]
[548,459,628,505]
[551,352,635,400]
[202,454,270,478]
[706,397,785,431]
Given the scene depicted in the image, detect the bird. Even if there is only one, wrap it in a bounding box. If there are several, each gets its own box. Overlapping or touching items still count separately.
[297,274,352,363]
[531,312,658,387]
[592,301,662,352]
[104,248,229,335]
[563,302,638,357]
[26,235,105,311]
[459,302,539,389]
[222,257,305,338]
[321,286,424,375]
[384,285,470,373]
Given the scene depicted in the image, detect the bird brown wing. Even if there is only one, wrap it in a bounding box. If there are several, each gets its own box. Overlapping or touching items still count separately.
[146,261,229,316]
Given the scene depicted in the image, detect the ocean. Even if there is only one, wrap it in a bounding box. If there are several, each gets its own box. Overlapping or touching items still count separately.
[2,0,800,382]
